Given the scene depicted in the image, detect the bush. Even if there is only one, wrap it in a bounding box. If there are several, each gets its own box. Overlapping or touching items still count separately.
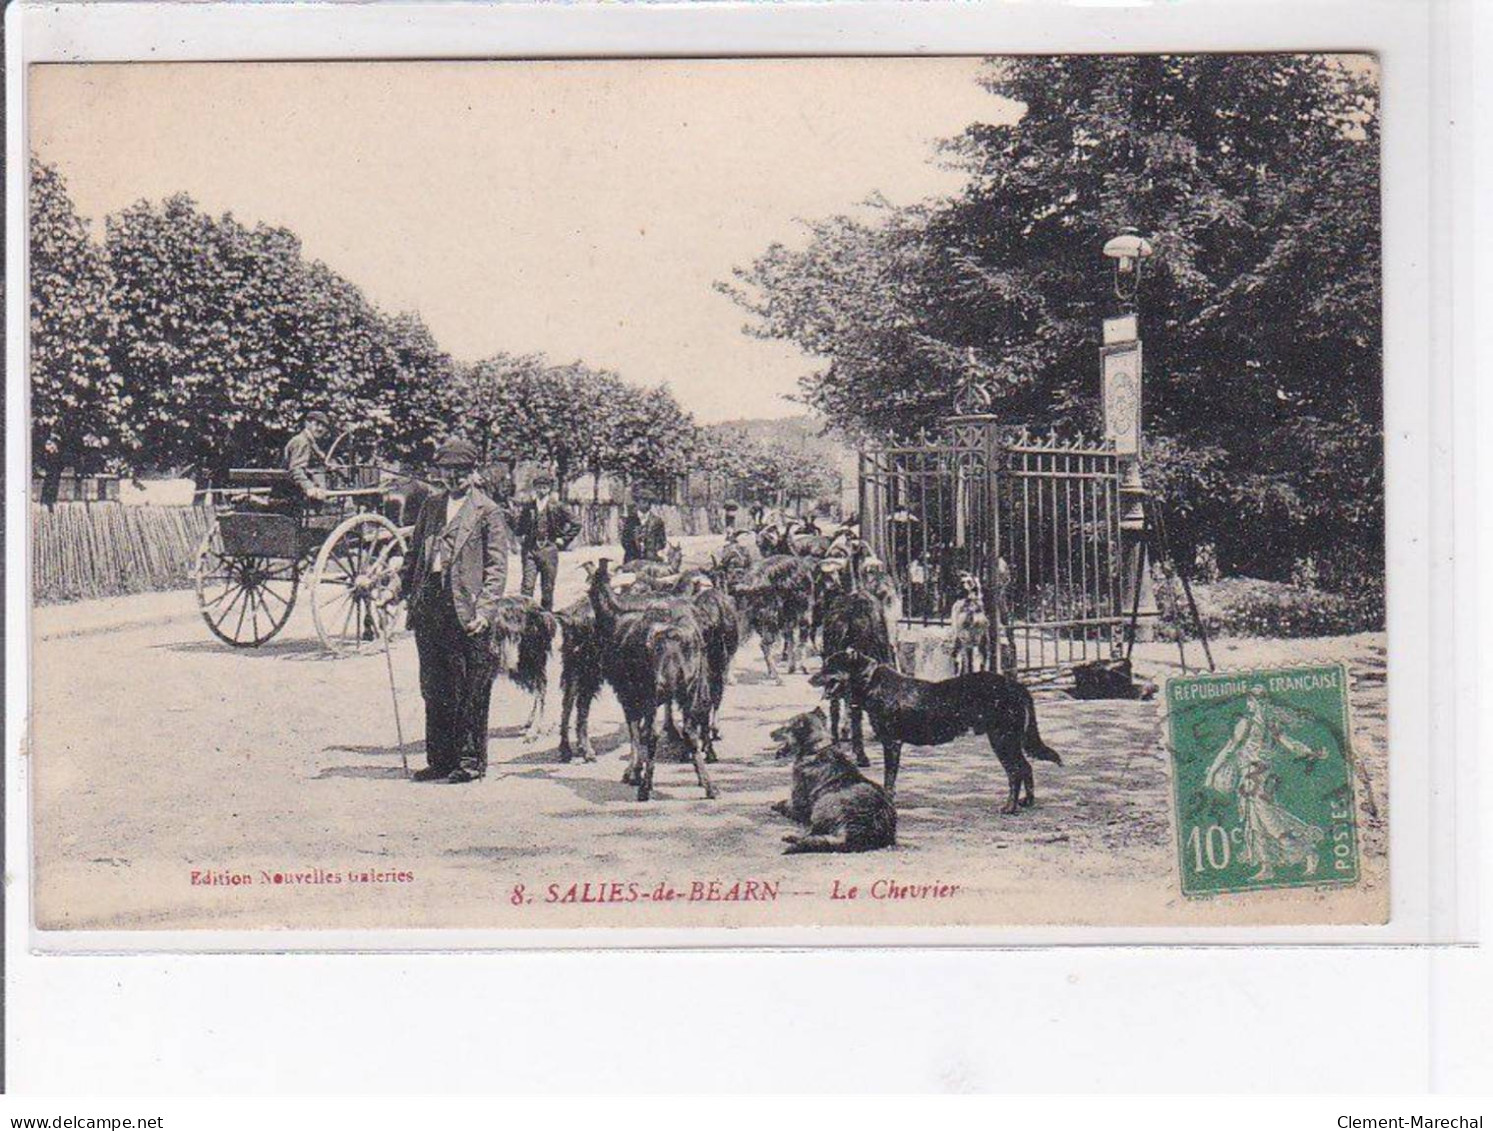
[1156,575,1385,641]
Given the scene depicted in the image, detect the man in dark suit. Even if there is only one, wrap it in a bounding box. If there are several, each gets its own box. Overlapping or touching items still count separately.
[400,438,511,784]
[620,503,644,565]
[514,471,580,611]
[637,496,669,562]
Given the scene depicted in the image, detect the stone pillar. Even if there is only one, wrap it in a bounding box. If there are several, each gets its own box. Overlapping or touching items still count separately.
[1102,318,1157,645]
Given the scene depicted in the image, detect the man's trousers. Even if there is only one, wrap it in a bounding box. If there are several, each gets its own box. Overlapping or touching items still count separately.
[520,546,560,610]
[411,576,497,776]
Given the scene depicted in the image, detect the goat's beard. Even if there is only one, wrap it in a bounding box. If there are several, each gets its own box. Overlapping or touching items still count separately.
[492,635,521,675]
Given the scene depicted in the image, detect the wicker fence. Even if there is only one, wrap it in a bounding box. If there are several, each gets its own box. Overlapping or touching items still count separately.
[31,501,721,605]
[32,502,212,605]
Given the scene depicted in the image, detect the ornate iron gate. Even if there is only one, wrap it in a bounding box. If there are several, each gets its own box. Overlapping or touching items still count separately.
[859,417,1124,674]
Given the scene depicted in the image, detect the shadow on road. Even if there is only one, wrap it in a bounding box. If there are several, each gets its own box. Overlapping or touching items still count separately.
[326,741,427,759]
[313,764,410,781]
[503,766,639,805]
[155,637,336,660]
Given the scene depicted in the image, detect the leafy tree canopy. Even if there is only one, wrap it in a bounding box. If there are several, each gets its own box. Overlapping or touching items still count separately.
[30,157,133,500]
[722,55,1381,583]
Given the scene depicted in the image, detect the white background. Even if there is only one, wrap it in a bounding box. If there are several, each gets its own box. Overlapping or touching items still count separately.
[4,0,1490,1094]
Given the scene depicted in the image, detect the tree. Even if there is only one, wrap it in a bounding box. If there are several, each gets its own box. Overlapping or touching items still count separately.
[30,157,133,503]
[450,356,599,489]
[765,441,839,511]
[376,311,459,465]
[104,194,452,483]
[441,352,548,463]
[697,426,766,501]
[723,55,1382,585]
[603,383,699,492]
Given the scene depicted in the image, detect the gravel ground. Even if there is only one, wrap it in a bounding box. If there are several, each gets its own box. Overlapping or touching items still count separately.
[28,536,1389,933]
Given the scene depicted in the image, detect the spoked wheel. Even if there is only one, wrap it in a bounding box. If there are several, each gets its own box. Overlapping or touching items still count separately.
[310,513,408,656]
[194,525,300,647]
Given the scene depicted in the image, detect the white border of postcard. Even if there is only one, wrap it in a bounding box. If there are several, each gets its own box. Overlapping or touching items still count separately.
[5,0,1473,953]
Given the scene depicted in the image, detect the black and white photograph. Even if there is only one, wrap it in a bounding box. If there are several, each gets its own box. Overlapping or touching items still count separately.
[23,53,1389,935]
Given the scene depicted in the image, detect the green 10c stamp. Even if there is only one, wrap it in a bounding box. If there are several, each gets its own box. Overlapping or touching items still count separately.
[1166,664,1359,897]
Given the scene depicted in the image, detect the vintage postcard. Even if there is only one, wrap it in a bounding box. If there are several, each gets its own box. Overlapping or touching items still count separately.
[24,55,1389,938]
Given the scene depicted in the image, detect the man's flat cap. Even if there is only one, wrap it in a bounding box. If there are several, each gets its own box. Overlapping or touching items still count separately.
[434,438,480,467]
[304,410,330,426]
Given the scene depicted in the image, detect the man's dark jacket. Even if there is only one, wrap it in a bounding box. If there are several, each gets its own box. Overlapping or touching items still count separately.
[401,488,511,626]
[640,511,669,560]
[512,498,581,554]
[282,429,323,497]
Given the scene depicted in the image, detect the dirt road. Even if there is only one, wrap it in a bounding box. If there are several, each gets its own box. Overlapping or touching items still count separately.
[29,538,1389,934]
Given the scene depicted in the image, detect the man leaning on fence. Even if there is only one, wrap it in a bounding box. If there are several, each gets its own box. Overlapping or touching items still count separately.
[399,437,511,784]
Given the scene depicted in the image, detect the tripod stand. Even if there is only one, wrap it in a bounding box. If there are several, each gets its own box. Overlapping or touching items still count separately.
[1124,493,1215,673]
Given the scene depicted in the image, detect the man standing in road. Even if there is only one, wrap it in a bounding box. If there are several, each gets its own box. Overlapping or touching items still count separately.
[514,471,580,611]
[620,501,644,565]
[399,438,511,784]
[636,494,670,562]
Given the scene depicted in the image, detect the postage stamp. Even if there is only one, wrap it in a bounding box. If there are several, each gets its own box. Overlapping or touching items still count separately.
[1166,665,1360,897]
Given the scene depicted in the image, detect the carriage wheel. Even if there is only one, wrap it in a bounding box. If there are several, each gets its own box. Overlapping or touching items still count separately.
[194,525,300,648]
[310,513,408,656]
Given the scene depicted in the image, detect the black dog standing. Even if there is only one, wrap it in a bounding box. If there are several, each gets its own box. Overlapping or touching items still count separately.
[401,438,512,783]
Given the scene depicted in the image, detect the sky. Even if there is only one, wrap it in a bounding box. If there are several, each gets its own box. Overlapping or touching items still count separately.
[30,59,1011,422]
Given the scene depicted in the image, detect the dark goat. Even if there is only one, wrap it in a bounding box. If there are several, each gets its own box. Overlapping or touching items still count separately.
[621,541,684,579]
[560,568,738,763]
[556,579,657,764]
[728,554,815,682]
[556,577,659,763]
[819,589,894,766]
[678,576,740,747]
[556,595,604,764]
[809,556,855,652]
[585,560,717,801]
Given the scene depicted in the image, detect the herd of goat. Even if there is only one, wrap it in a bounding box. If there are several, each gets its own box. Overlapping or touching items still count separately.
[487,521,901,802]
[483,519,1058,833]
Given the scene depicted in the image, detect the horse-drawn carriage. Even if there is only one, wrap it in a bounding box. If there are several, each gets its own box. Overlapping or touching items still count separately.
[192,462,422,654]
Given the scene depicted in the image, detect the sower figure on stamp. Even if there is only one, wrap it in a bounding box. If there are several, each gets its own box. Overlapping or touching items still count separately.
[399,437,512,784]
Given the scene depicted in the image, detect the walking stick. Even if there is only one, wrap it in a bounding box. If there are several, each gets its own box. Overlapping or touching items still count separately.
[381,614,409,779]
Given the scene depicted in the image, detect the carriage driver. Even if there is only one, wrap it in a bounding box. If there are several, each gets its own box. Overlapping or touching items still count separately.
[283,410,330,504]
[399,437,512,784]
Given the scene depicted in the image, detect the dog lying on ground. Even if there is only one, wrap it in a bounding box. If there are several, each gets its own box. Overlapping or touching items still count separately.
[770,707,896,854]
[811,647,1062,812]
[949,571,990,675]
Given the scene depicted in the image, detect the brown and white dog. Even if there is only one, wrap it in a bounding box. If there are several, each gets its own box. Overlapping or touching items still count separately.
[949,571,990,676]
[485,596,563,743]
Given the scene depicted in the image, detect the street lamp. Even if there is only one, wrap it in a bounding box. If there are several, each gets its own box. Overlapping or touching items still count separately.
[1100,228,1154,651]
[1102,228,1154,305]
